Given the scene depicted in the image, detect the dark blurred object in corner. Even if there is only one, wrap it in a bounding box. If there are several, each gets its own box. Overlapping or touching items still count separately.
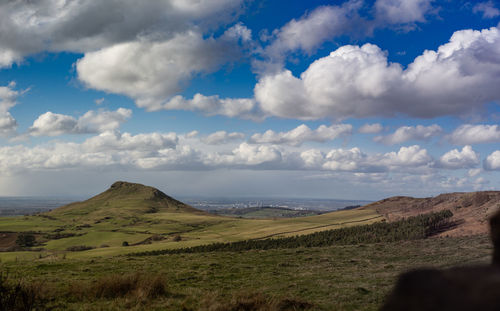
[381,208,500,311]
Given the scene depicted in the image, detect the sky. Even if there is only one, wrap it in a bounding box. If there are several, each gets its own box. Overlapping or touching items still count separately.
[0,0,499,200]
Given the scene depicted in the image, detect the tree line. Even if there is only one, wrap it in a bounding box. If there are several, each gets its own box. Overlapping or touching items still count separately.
[131,210,454,256]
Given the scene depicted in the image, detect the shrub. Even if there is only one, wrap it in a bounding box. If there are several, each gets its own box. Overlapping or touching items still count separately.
[172,235,182,242]
[137,275,169,299]
[66,245,94,252]
[94,274,138,299]
[122,241,129,247]
[15,233,36,248]
[0,274,42,311]
[80,273,169,300]
[151,234,164,241]
[43,232,77,240]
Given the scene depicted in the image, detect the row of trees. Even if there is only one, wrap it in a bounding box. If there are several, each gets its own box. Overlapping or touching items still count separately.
[132,210,454,256]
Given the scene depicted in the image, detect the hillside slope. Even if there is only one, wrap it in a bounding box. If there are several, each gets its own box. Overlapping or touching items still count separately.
[49,181,203,220]
[362,191,500,236]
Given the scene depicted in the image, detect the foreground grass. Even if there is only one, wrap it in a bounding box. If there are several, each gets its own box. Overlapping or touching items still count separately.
[0,234,491,310]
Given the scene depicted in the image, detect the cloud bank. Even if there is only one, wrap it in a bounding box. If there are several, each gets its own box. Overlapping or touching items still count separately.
[0,0,246,68]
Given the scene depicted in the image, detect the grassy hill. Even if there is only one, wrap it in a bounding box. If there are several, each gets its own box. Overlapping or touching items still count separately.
[49,181,202,219]
[0,181,382,261]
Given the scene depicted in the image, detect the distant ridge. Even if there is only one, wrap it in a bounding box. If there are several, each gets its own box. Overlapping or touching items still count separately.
[49,181,203,219]
[362,191,500,236]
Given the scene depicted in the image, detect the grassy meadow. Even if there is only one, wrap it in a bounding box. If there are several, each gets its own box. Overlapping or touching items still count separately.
[0,208,381,260]
[0,234,492,310]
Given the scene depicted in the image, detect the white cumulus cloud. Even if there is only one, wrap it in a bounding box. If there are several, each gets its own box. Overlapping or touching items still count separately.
[0,0,246,68]
[375,0,434,25]
[468,168,482,177]
[249,124,352,146]
[448,124,500,145]
[29,112,77,137]
[203,131,245,145]
[358,123,383,134]
[379,145,433,168]
[255,26,500,120]
[484,150,500,170]
[300,149,326,169]
[322,148,365,171]
[255,43,403,119]
[0,82,21,137]
[82,131,178,153]
[374,124,442,145]
[473,1,500,19]
[214,143,284,167]
[301,145,434,172]
[163,94,259,119]
[29,108,132,136]
[255,0,364,73]
[438,146,480,169]
[77,31,245,111]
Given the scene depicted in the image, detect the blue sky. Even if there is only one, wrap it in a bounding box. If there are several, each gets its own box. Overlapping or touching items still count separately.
[0,0,499,200]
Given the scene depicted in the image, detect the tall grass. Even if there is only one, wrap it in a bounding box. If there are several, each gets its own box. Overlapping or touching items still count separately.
[0,274,44,311]
[69,273,169,301]
[201,292,313,311]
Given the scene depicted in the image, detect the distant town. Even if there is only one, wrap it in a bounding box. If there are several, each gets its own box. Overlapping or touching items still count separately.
[179,197,372,212]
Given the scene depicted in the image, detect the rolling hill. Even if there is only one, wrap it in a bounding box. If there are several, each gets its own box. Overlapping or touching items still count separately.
[49,181,204,219]
[362,191,500,236]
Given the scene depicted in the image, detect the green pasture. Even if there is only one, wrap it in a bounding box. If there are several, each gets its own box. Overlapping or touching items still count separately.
[0,208,382,260]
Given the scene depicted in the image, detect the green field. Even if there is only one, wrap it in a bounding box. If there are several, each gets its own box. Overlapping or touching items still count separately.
[0,182,383,261]
[0,234,491,310]
[209,206,326,218]
[0,207,382,261]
